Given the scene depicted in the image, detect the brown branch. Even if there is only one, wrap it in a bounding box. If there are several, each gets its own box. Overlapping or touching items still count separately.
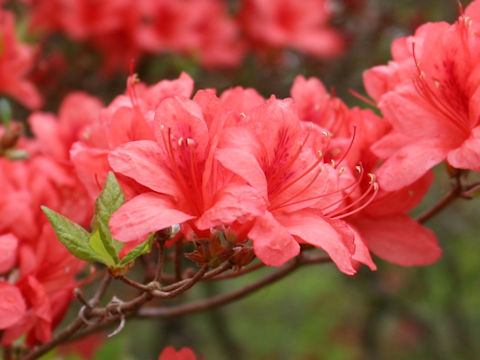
[91,274,113,306]
[174,240,183,281]
[70,256,329,341]
[140,255,330,318]
[151,265,209,299]
[154,230,169,282]
[21,254,331,358]
[416,181,461,224]
[161,262,231,292]
[20,274,112,360]
[155,241,165,282]
[20,318,86,360]
[209,262,265,280]
[118,275,152,292]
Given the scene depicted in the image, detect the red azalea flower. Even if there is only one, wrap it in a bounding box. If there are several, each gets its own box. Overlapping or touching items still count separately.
[158,346,197,360]
[364,3,480,190]
[290,75,441,267]
[0,10,42,109]
[108,95,266,243]
[217,98,375,273]
[0,233,18,274]
[71,73,194,200]
[0,282,26,330]
[239,0,344,57]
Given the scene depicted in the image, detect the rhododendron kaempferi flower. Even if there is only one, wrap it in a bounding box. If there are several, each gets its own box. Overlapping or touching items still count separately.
[158,346,197,360]
[71,72,194,200]
[0,281,26,330]
[108,95,266,243]
[216,97,377,274]
[140,0,245,68]
[0,9,42,109]
[49,0,143,73]
[0,159,85,346]
[239,0,344,58]
[290,75,442,266]
[364,2,480,190]
[0,108,96,345]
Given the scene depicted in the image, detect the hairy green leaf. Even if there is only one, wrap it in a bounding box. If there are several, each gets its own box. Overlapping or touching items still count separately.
[89,230,116,266]
[41,206,104,263]
[93,172,125,263]
[119,234,154,266]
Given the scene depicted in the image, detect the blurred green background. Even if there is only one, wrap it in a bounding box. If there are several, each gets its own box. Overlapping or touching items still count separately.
[22,0,480,359]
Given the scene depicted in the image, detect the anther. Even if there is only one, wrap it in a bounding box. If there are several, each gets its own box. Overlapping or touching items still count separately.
[330,148,341,156]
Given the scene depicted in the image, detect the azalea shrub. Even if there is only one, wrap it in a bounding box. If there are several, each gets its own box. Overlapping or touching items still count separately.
[1,0,480,359]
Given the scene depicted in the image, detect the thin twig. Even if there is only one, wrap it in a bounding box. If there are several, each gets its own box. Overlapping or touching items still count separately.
[209,262,265,280]
[140,256,330,318]
[91,274,112,306]
[161,262,231,292]
[20,318,85,360]
[20,274,112,360]
[140,260,301,318]
[155,240,166,282]
[151,265,209,299]
[21,255,332,357]
[73,288,91,308]
[118,276,152,292]
[416,182,461,224]
[174,240,183,282]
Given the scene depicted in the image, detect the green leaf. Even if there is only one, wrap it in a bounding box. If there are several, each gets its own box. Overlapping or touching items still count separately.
[5,149,29,160]
[0,98,11,129]
[93,172,125,263]
[41,206,104,263]
[89,230,116,266]
[119,234,154,266]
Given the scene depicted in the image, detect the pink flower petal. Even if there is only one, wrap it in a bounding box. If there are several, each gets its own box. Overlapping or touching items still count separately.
[109,140,180,198]
[216,148,268,199]
[376,140,449,191]
[249,212,300,267]
[0,282,26,329]
[196,184,266,230]
[0,234,18,274]
[354,215,442,266]
[278,210,357,275]
[110,192,195,243]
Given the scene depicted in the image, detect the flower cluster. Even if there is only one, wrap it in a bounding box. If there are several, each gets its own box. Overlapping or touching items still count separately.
[0,9,42,109]
[364,1,480,190]
[0,65,442,348]
[18,0,343,72]
[66,71,439,275]
[158,346,197,360]
[4,0,480,353]
[0,94,97,345]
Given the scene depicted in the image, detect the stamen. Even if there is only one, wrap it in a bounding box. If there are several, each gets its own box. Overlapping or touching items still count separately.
[273,165,366,212]
[330,182,379,220]
[334,125,357,167]
[349,89,377,107]
[411,43,469,137]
